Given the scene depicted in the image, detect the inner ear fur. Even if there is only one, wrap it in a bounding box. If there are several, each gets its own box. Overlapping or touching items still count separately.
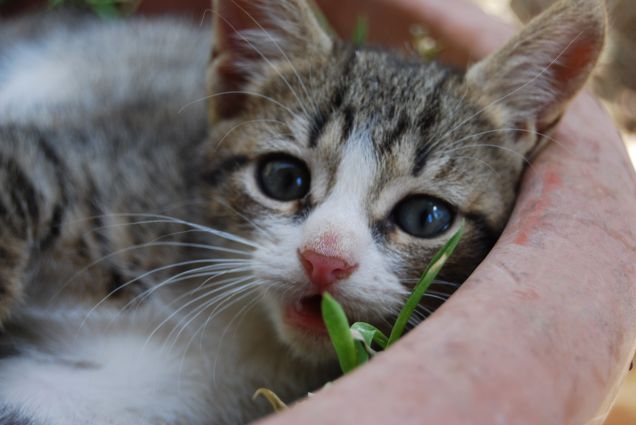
[207,0,332,122]
[466,0,606,155]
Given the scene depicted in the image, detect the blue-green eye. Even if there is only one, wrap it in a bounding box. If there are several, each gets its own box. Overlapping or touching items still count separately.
[393,196,454,238]
[257,154,310,201]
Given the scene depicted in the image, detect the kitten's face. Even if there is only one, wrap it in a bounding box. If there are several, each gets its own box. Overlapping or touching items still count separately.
[203,0,604,362]
[204,47,518,359]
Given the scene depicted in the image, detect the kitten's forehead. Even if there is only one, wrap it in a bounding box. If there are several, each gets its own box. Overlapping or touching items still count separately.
[250,45,487,162]
[298,48,496,194]
[292,47,498,179]
[312,47,463,157]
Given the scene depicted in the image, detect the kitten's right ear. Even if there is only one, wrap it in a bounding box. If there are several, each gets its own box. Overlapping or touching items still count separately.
[208,0,332,123]
[466,0,606,156]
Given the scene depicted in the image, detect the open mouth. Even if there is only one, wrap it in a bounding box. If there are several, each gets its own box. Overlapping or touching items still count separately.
[284,295,327,334]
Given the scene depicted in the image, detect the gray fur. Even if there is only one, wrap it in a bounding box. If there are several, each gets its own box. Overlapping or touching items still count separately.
[0,406,39,425]
[0,12,210,316]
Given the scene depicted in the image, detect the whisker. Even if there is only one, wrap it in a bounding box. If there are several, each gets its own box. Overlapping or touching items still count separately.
[180,283,265,380]
[209,286,268,383]
[445,143,532,166]
[408,311,427,328]
[102,267,247,332]
[441,127,564,154]
[178,90,296,117]
[142,275,258,353]
[210,118,287,154]
[165,282,261,355]
[119,264,253,314]
[226,0,320,114]
[51,216,257,302]
[215,199,276,239]
[83,221,252,255]
[83,213,260,248]
[413,305,435,316]
[214,5,315,118]
[163,270,255,307]
[403,279,462,289]
[434,32,585,147]
[420,292,452,303]
[79,259,245,327]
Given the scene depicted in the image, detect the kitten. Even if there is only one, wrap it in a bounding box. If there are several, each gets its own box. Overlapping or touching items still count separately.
[0,0,604,424]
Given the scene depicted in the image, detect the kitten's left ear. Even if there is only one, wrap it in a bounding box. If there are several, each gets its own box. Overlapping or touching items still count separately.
[466,0,606,155]
[208,0,332,122]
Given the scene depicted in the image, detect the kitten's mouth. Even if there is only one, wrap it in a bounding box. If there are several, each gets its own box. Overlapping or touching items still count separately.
[284,295,327,334]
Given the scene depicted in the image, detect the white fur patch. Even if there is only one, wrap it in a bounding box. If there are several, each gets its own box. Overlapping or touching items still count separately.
[300,133,376,264]
[0,48,79,120]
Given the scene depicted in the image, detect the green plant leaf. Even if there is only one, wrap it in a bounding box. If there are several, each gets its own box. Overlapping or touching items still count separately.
[322,293,358,373]
[354,340,369,365]
[387,220,465,346]
[351,15,368,45]
[351,322,388,352]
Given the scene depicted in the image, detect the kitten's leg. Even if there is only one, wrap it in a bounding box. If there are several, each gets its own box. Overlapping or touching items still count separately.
[0,126,67,323]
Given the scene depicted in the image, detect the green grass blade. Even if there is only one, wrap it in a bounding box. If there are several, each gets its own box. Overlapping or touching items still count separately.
[387,220,465,346]
[354,340,369,365]
[351,15,368,45]
[322,293,358,373]
[351,322,388,351]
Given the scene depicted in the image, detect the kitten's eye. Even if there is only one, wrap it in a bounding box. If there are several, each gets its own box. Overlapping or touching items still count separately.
[257,154,310,201]
[392,196,454,238]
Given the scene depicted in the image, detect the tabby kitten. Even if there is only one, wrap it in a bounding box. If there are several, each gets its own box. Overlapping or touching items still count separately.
[0,0,604,424]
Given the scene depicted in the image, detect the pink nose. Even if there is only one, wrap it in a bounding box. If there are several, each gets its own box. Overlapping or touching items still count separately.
[298,250,358,292]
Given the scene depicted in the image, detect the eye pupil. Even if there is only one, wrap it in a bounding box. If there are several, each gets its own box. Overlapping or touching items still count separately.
[393,196,454,238]
[257,154,310,201]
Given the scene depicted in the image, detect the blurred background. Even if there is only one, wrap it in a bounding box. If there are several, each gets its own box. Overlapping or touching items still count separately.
[1,0,634,423]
